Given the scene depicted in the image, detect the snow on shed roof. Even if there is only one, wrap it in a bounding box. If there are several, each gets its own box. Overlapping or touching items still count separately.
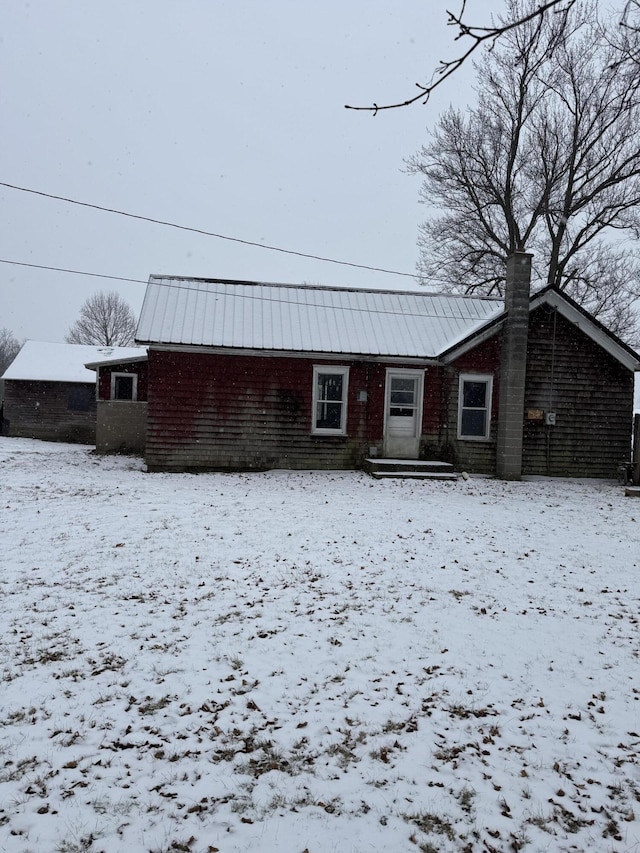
[136,277,504,359]
[2,341,144,383]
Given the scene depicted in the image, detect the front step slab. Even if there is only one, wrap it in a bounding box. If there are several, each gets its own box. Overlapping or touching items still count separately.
[370,470,459,481]
[364,458,458,480]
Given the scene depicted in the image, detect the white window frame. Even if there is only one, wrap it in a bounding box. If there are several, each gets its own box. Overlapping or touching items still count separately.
[110,372,138,402]
[312,365,349,435]
[457,373,493,441]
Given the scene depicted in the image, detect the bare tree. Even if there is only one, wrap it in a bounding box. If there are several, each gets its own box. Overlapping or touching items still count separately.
[0,328,22,376]
[406,0,640,339]
[345,0,575,113]
[65,291,137,346]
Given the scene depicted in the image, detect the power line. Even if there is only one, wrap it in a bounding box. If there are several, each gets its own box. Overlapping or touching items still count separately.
[0,255,450,290]
[147,275,502,321]
[0,257,502,323]
[0,180,418,280]
[0,258,147,285]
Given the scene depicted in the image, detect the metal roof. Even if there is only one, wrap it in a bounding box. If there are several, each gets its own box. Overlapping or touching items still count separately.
[136,277,504,359]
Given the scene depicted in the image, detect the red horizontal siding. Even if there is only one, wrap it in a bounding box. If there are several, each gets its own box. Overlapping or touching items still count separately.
[145,350,440,471]
[146,352,364,470]
[444,338,502,473]
[97,362,148,401]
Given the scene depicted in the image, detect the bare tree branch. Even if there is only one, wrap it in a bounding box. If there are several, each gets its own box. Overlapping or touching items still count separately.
[344,0,576,113]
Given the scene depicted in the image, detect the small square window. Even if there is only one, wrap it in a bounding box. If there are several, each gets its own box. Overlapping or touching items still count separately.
[458,374,492,440]
[111,372,138,401]
[68,386,95,412]
[312,366,349,434]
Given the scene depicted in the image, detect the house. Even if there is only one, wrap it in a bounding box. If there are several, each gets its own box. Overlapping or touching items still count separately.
[1,341,142,444]
[96,253,640,478]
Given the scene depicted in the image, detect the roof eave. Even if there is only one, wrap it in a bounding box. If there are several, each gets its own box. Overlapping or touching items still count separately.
[2,375,95,384]
[440,313,505,363]
[144,342,441,365]
[85,354,149,370]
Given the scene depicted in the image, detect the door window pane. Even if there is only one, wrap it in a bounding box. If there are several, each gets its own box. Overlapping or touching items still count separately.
[390,377,416,416]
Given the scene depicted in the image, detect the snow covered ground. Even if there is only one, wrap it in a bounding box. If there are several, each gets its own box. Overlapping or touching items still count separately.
[1,437,639,853]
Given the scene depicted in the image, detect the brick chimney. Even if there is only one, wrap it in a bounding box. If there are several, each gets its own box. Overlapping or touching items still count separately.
[495,251,533,480]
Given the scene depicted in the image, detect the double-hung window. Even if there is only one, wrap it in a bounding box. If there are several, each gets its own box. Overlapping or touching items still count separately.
[312,366,349,435]
[458,374,492,440]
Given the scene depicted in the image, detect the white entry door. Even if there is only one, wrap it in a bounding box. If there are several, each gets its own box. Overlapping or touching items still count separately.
[383,370,424,459]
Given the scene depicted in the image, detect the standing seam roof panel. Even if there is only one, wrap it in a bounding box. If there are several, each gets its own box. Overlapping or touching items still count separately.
[138,277,504,358]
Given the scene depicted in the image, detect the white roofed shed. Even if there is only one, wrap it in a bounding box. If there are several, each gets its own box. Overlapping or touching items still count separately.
[2,341,143,383]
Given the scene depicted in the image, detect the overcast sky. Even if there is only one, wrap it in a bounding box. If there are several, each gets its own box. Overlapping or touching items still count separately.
[2,1,506,343]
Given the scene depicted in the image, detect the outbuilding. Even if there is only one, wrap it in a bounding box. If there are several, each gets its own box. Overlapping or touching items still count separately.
[1,341,141,444]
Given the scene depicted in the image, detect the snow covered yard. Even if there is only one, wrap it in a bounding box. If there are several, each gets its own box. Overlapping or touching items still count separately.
[1,437,639,853]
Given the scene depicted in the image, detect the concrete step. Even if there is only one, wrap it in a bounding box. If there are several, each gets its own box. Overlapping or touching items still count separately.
[369,470,459,481]
[364,458,458,481]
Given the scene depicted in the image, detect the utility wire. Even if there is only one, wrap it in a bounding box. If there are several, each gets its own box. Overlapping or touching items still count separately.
[0,257,502,323]
[0,258,147,286]
[0,181,418,279]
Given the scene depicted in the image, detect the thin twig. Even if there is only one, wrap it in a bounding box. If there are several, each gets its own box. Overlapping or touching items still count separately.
[344,0,576,114]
